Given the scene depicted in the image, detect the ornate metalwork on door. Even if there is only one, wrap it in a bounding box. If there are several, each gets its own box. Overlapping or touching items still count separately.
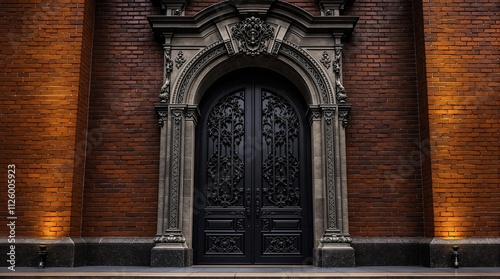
[206,92,245,208]
[262,91,300,208]
[194,74,312,264]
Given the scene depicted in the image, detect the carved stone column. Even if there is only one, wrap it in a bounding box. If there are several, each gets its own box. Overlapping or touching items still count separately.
[314,105,354,267]
[313,32,354,267]
[151,105,190,267]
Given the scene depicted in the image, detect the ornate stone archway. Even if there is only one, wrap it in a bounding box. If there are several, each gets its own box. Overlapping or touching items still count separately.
[147,0,358,267]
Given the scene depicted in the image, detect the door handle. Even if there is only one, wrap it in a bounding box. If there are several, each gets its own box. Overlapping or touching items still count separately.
[255,188,261,217]
[245,188,251,218]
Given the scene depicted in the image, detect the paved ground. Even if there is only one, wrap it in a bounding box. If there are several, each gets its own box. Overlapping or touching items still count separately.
[1,265,500,278]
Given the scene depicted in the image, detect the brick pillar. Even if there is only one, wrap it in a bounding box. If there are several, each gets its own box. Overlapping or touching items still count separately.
[0,0,95,267]
[414,0,500,267]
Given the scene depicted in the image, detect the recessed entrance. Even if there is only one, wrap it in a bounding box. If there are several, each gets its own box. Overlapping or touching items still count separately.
[193,69,313,264]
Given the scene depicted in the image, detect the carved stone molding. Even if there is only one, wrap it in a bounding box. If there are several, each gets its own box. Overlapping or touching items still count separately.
[154,234,186,243]
[321,233,352,243]
[173,42,227,104]
[168,107,184,231]
[231,16,275,56]
[322,107,337,230]
[279,42,333,104]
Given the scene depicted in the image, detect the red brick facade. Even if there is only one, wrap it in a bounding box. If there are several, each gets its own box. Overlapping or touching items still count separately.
[81,0,162,237]
[0,0,95,237]
[415,0,500,238]
[1,0,499,248]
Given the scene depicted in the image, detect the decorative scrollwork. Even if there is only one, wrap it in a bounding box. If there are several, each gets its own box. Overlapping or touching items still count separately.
[262,153,300,207]
[262,91,299,146]
[265,236,299,253]
[208,236,242,253]
[261,91,300,207]
[207,92,245,146]
[206,92,245,207]
[231,16,275,56]
[207,153,244,207]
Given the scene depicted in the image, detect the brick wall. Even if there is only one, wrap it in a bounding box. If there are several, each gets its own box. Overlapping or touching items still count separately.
[0,0,95,237]
[343,0,424,237]
[417,0,500,238]
[81,0,162,236]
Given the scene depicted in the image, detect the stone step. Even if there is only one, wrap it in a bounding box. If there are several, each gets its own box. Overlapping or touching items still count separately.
[2,266,500,278]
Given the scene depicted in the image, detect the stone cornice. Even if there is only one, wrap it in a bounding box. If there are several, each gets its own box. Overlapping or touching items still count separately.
[148,0,358,39]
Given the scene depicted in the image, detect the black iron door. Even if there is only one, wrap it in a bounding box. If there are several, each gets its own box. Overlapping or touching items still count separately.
[194,73,312,264]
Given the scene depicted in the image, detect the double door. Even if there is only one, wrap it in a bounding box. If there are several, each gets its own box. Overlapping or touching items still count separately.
[194,76,312,264]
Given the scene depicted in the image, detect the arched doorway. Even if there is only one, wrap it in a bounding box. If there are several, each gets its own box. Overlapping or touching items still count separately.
[193,68,313,264]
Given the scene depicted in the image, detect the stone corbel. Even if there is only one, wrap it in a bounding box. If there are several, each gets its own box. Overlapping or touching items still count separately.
[316,0,351,16]
[160,0,190,16]
[155,103,168,127]
[231,0,276,18]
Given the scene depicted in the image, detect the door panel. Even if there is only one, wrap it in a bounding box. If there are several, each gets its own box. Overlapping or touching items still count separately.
[194,74,311,264]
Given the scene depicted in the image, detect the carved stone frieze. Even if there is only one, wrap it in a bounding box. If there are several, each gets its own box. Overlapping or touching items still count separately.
[168,108,184,230]
[322,107,337,230]
[154,234,186,243]
[320,233,352,243]
[231,16,275,56]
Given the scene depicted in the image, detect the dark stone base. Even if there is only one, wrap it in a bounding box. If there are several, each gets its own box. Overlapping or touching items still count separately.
[150,244,192,267]
[352,237,500,267]
[2,237,499,267]
[0,237,85,268]
[84,237,155,266]
[314,244,355,267]
[420,237,500,267]
[351,237,421,266]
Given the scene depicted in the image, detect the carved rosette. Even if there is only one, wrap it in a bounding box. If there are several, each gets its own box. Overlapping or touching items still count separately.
[231,16,275,56]
[321,51,331,69]
[175,51,186,69]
